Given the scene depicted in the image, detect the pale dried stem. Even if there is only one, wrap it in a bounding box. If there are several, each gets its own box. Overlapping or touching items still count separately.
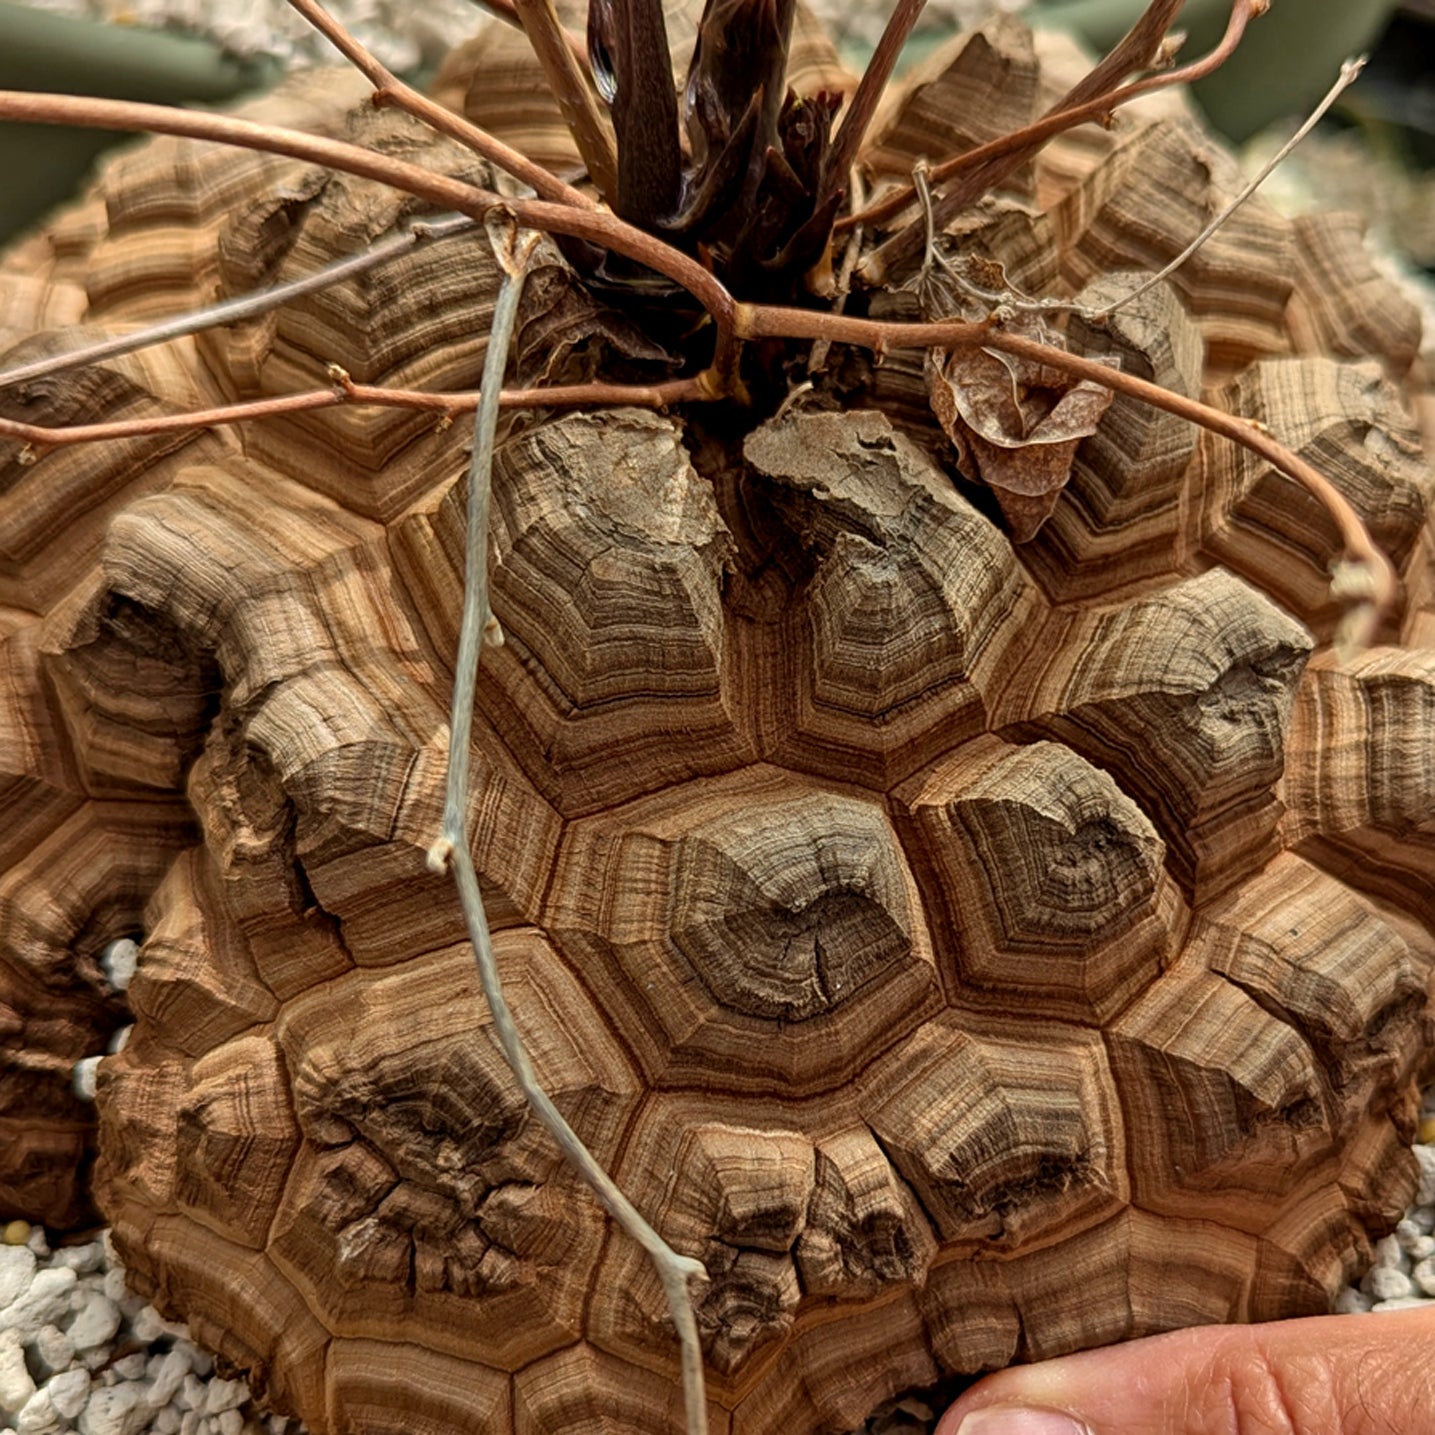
[425,217,709,1435]
[854,0,1264,275]
[511,0,620,201]
[820,0,926,210]
[1096,54,1365,319]
[284,0,596,209]
[0,215,478,390]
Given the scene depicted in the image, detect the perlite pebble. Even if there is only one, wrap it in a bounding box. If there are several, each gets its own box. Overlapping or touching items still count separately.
[0,1329,37,1415]
[32,1329,71,1377]
[76,1383,146,1435]
[67,1296,121,1352]
[1365,1266,1415,1302]
[1413,1255,1435,1296]
[0,1248,35,1310]
[45,1372,88,1423]
[148,1351,190,1408]
[98,939,139,994]
[3,1268,77,1342]
[204,1381,247,1417]
[1333,1286,1373,1314]
[15,1390,56,1435]
[1417,1146,1435,1206]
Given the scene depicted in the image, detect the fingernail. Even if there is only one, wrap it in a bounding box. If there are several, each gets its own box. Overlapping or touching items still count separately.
[955,1407,1091,1435]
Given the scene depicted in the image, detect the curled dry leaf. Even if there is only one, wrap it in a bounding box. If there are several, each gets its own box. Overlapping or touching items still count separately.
[927,313,1119,542]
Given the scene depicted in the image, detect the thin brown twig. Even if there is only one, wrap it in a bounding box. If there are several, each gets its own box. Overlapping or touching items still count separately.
[843,0,1260,237]
[0,372,706,449]
[819,0,926,212]
[460,0,592,75]
[733,302,1397,618]
[284,0,596,209]
[855,0,1265,278]
[0,89,739,345]
[511,0,620,201]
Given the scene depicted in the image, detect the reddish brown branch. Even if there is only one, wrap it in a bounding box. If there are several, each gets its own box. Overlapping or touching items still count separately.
[0,374,706,449]
[820,0,926,212]
[734,303,1396,617]
[286,0,596,209]
[855,0,1265,277]
[463,0,593,75]
[0,89,737,340]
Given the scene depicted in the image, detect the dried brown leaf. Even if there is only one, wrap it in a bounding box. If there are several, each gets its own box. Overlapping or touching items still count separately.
[926,317,1118,541]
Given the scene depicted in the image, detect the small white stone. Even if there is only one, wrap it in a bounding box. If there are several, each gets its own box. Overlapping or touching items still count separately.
[80,1350,110,1374]
[15,1390,58,1435]
[106,1024,133,1055]
[180,1347,212,1380]
[265,1417,288,1435]
[216,1411,243,1435]
[32,1327,73,1377]
[0,1248,36,1312]
[1408,1235,1435,1262]
[0,1329,38,1416]
[153,1409,181,1435]
[177,1376,207,1413]
[203,1380,247,1417]
[100,1270,127,1306]
[1417,1146,1435,1207]
[1412,1254,1435,1297]
[1333,1285,1372,1314]
[129,1305,168,1344]
[111,1354,146,1382]
[179,1411,202,1435]
[99,938,139,992]
[24,1229,49,1260]
[50,1244,103,1276]
[1409,1205,1435,1235]
[67,1293,122,1351]
[1372,1294,1435,1312]
[146,1352,189,1410]
[1,1268,78,1342]
[45,1368,90,1421]
[1366,1266,1414,1302]
[77,1382,146,1435]
[1371,1233,1406,1269]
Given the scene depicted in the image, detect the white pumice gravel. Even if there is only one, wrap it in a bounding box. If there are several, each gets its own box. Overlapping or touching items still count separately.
[0,1225,301,1435]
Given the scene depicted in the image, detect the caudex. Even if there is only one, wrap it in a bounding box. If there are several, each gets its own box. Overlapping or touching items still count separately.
[0,2,1414,1433]
[0,0,1391,644]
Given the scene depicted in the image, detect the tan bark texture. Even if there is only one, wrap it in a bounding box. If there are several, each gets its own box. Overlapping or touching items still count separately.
[1,10,1434,1435]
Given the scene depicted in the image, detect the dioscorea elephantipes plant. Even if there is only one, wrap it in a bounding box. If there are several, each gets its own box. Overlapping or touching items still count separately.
[0,1,1432,1433]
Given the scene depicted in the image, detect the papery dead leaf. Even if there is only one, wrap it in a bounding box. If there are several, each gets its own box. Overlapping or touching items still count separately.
[927,317,1118,541]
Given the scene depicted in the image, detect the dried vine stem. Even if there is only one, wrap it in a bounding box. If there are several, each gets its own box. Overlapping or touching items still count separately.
[0,88,737,332]
[1095,54,1365,319]
[854,0,1267,275]
[0,372,705,447]
[819,0,927,211]
[424,215,709,1435]
[285,0,597,209]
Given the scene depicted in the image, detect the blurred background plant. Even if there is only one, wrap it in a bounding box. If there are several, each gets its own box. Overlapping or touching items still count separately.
[0,0,1430,290]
